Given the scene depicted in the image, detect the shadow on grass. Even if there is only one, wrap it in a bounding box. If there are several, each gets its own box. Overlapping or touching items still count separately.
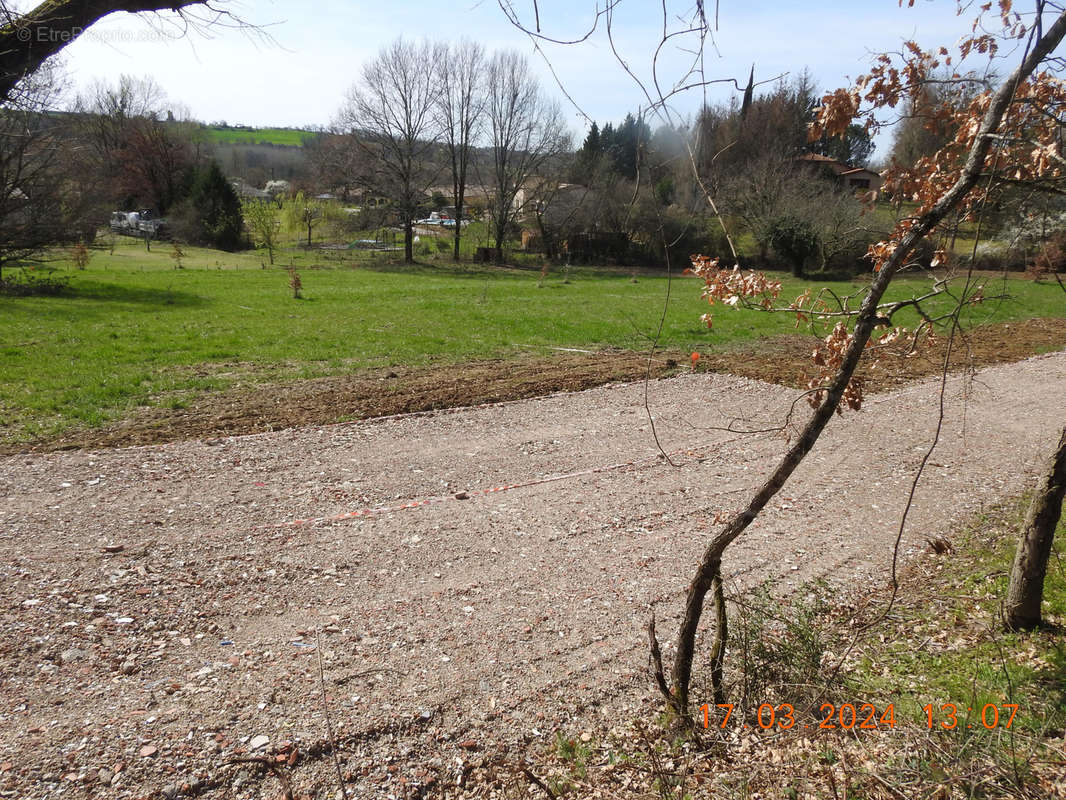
[345,257,656,282]
[69,281,207,307]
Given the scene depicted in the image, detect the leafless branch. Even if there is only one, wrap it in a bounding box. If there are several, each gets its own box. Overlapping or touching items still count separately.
[316,627,348,800]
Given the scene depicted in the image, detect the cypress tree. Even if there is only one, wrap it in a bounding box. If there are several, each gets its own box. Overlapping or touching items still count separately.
[188,160,244,251]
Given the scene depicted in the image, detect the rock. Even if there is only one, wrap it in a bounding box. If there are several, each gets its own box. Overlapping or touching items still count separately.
[59,649,85,664]
[120,659,138,675]
[161,782,182,799]
[454,491,469,500]
[249,734,270,751]
[139,745,158,758]
[97,768,112,785]
[102,545,125,554]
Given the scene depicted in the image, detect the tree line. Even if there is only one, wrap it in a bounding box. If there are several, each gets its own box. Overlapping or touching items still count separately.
[0,34,1055,278]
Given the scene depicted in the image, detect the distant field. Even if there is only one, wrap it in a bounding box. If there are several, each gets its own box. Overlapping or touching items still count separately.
[203,126,315,147]
[1,238,1063,444]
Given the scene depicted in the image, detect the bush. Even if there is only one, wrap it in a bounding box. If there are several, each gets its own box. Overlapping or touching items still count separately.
[769,216,819,277]
[71,243,91,270]
[960,242,1027,272]
[172,161,245,251]
[630,207,724,267]
[1031,230,1066,275]
[0,267,72,296]
[721,583,833,711]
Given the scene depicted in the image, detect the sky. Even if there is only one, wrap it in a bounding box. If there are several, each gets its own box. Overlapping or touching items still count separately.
[48,0,995,158]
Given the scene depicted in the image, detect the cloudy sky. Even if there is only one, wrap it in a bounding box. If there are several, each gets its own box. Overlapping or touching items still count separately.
[51,0,994,155]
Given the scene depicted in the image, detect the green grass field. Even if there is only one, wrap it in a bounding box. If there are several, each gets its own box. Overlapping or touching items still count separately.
[1,238,1063,444]
[203,126,315,147]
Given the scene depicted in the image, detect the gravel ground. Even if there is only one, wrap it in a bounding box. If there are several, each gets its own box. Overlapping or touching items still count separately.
[2,351,1065,799]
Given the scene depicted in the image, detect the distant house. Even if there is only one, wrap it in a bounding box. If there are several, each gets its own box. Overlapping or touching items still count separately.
[264,180,292,198]
[795,153,883,195]
[349,188,390,209]
[230,179,271,201]
[425,181,546,216]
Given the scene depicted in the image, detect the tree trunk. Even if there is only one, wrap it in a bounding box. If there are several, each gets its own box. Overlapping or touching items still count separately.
[493,226,505,266]
[453,201,463,262]
[404,220,414,263]
[451,189,464,261]
[0,1,208,103]
[1005,425,1066,631]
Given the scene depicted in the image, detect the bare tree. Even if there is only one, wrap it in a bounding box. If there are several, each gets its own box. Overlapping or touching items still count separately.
[71,75,196,215]
[337,38,440,264]
[306,132,365,202]
[0,1,252,104]
[484,50,568,263]
[656,6,1066,718]
[434,39,485,261]
[0,60,80,280]
[72,75,168,164]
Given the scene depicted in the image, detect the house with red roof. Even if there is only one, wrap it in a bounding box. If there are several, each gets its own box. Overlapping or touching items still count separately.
[796,153,883,196]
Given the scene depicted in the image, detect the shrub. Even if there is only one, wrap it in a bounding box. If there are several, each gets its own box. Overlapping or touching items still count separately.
[769,216,819,277]
[71,243,91,270]
[0,267,72,296]
[172,161,245,251]
[713,582,834,713]
[820,234,875,278]
[1031,230,1066,276]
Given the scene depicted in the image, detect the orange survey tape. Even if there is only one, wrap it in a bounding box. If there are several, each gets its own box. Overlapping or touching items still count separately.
[273,448,691,529]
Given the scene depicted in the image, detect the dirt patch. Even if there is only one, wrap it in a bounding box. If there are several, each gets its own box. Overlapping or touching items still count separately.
[9,317,1066,455]
[694,316,1066,391]
[3,352,1065,799]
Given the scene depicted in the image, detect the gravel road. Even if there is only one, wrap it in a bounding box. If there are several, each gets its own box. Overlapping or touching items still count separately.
[2,351,1064,799]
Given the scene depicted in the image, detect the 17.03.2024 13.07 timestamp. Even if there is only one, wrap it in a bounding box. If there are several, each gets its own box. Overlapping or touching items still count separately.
[700,703,1019,731]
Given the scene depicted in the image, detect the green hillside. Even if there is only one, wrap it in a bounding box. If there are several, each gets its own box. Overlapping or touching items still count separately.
[204,126,316,147]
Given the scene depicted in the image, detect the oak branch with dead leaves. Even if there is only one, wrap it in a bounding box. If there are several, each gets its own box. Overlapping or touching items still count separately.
[655,1,1066,718]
